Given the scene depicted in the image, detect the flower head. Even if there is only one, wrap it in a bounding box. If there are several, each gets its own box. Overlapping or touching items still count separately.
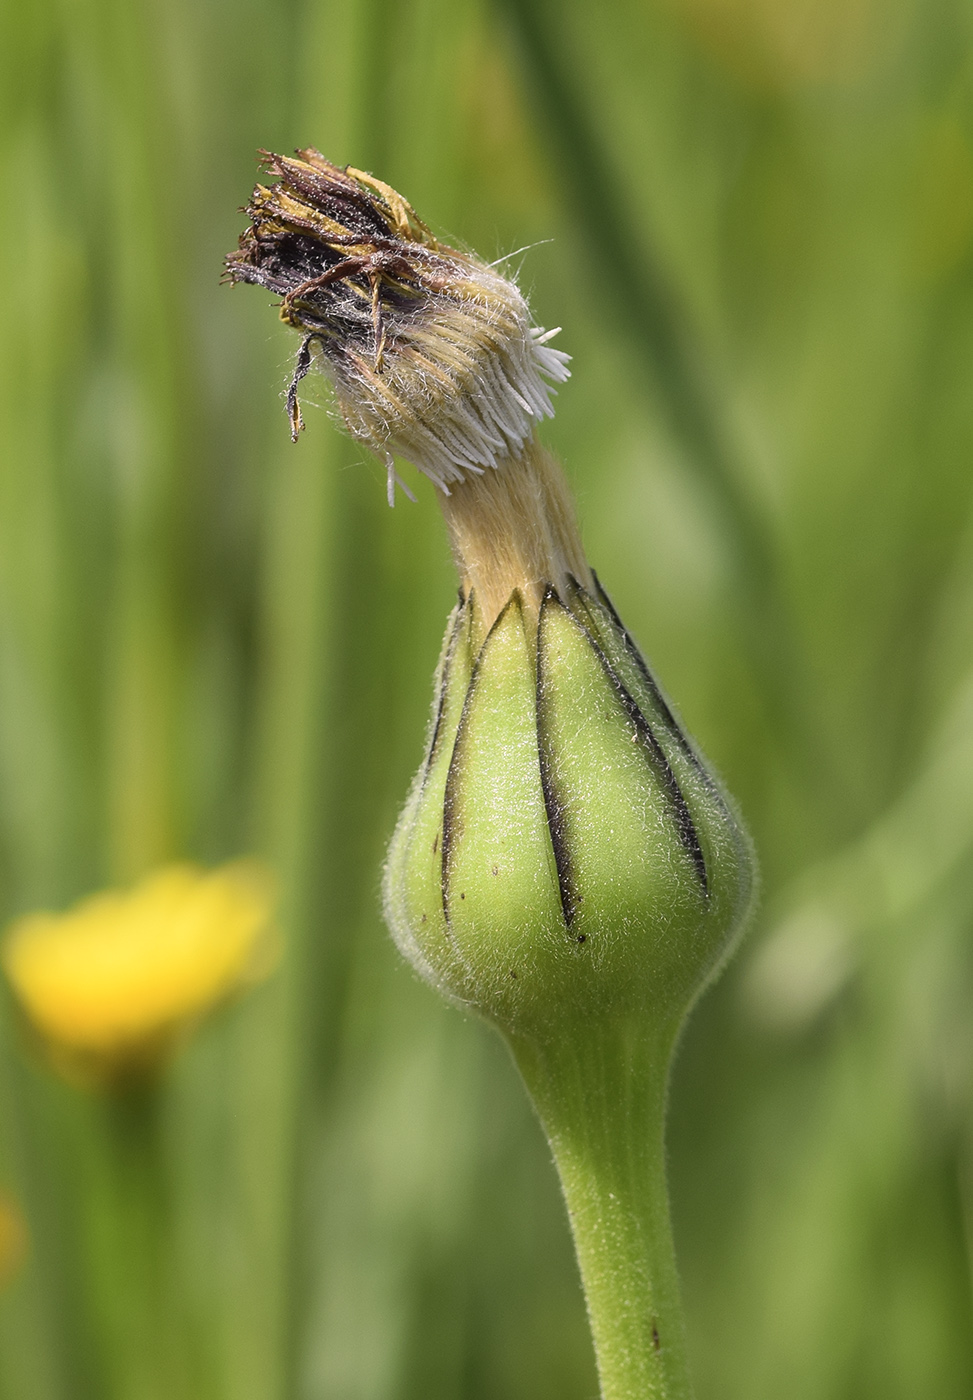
[227,155,754,1041]
[2,861,278,1088]
[384,579,752,1039]
[225,150,569,503]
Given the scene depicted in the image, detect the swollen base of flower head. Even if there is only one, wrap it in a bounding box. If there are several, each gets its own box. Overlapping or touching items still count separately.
[383,571,754,1040]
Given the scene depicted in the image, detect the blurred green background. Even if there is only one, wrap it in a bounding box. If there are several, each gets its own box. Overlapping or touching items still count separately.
[2,0,973,1395]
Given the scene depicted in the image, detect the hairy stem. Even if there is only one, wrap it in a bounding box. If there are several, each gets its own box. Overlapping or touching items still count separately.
[512,1018,693,1400]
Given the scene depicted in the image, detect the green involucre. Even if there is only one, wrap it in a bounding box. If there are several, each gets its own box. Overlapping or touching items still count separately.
[383,577,753,1042]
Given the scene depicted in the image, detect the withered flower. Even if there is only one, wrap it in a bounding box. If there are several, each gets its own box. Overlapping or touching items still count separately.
[225,150,569,504]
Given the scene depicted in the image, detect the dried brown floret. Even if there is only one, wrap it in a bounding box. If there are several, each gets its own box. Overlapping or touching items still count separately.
[225,150,569,503]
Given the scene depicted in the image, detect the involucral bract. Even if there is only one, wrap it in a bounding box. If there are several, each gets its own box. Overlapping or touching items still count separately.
[384,577,752,1041]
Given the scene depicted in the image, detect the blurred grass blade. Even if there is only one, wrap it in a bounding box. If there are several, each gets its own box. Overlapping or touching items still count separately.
[491,0,773,586]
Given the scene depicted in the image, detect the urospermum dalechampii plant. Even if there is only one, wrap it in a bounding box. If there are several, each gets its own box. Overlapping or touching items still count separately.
[226,150,755,1400]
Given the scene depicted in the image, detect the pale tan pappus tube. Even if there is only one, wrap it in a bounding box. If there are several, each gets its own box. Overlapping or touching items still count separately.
[437,433,593,639]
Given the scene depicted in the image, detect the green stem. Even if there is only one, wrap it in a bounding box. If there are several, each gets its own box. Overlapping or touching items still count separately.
[512,1018,692,1400]
[56,1082,190,1400]
[95,1087,182,1400]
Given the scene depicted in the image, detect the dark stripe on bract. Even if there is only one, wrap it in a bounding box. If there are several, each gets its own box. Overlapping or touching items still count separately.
[588,571,712,779]
[388,596,470,935]
[440,592,521,926]
[590,573,741,825]
[536,587,579,928]
[424,594,470,783]
[550,587,708,897]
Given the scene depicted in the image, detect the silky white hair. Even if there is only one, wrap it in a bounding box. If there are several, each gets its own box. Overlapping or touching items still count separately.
[323,263,571,505]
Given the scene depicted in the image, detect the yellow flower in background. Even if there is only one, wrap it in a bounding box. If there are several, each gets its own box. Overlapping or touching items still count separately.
[2,861,278,1088]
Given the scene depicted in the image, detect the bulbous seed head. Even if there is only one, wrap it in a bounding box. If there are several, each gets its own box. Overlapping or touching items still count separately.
[383,580,754,1040]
